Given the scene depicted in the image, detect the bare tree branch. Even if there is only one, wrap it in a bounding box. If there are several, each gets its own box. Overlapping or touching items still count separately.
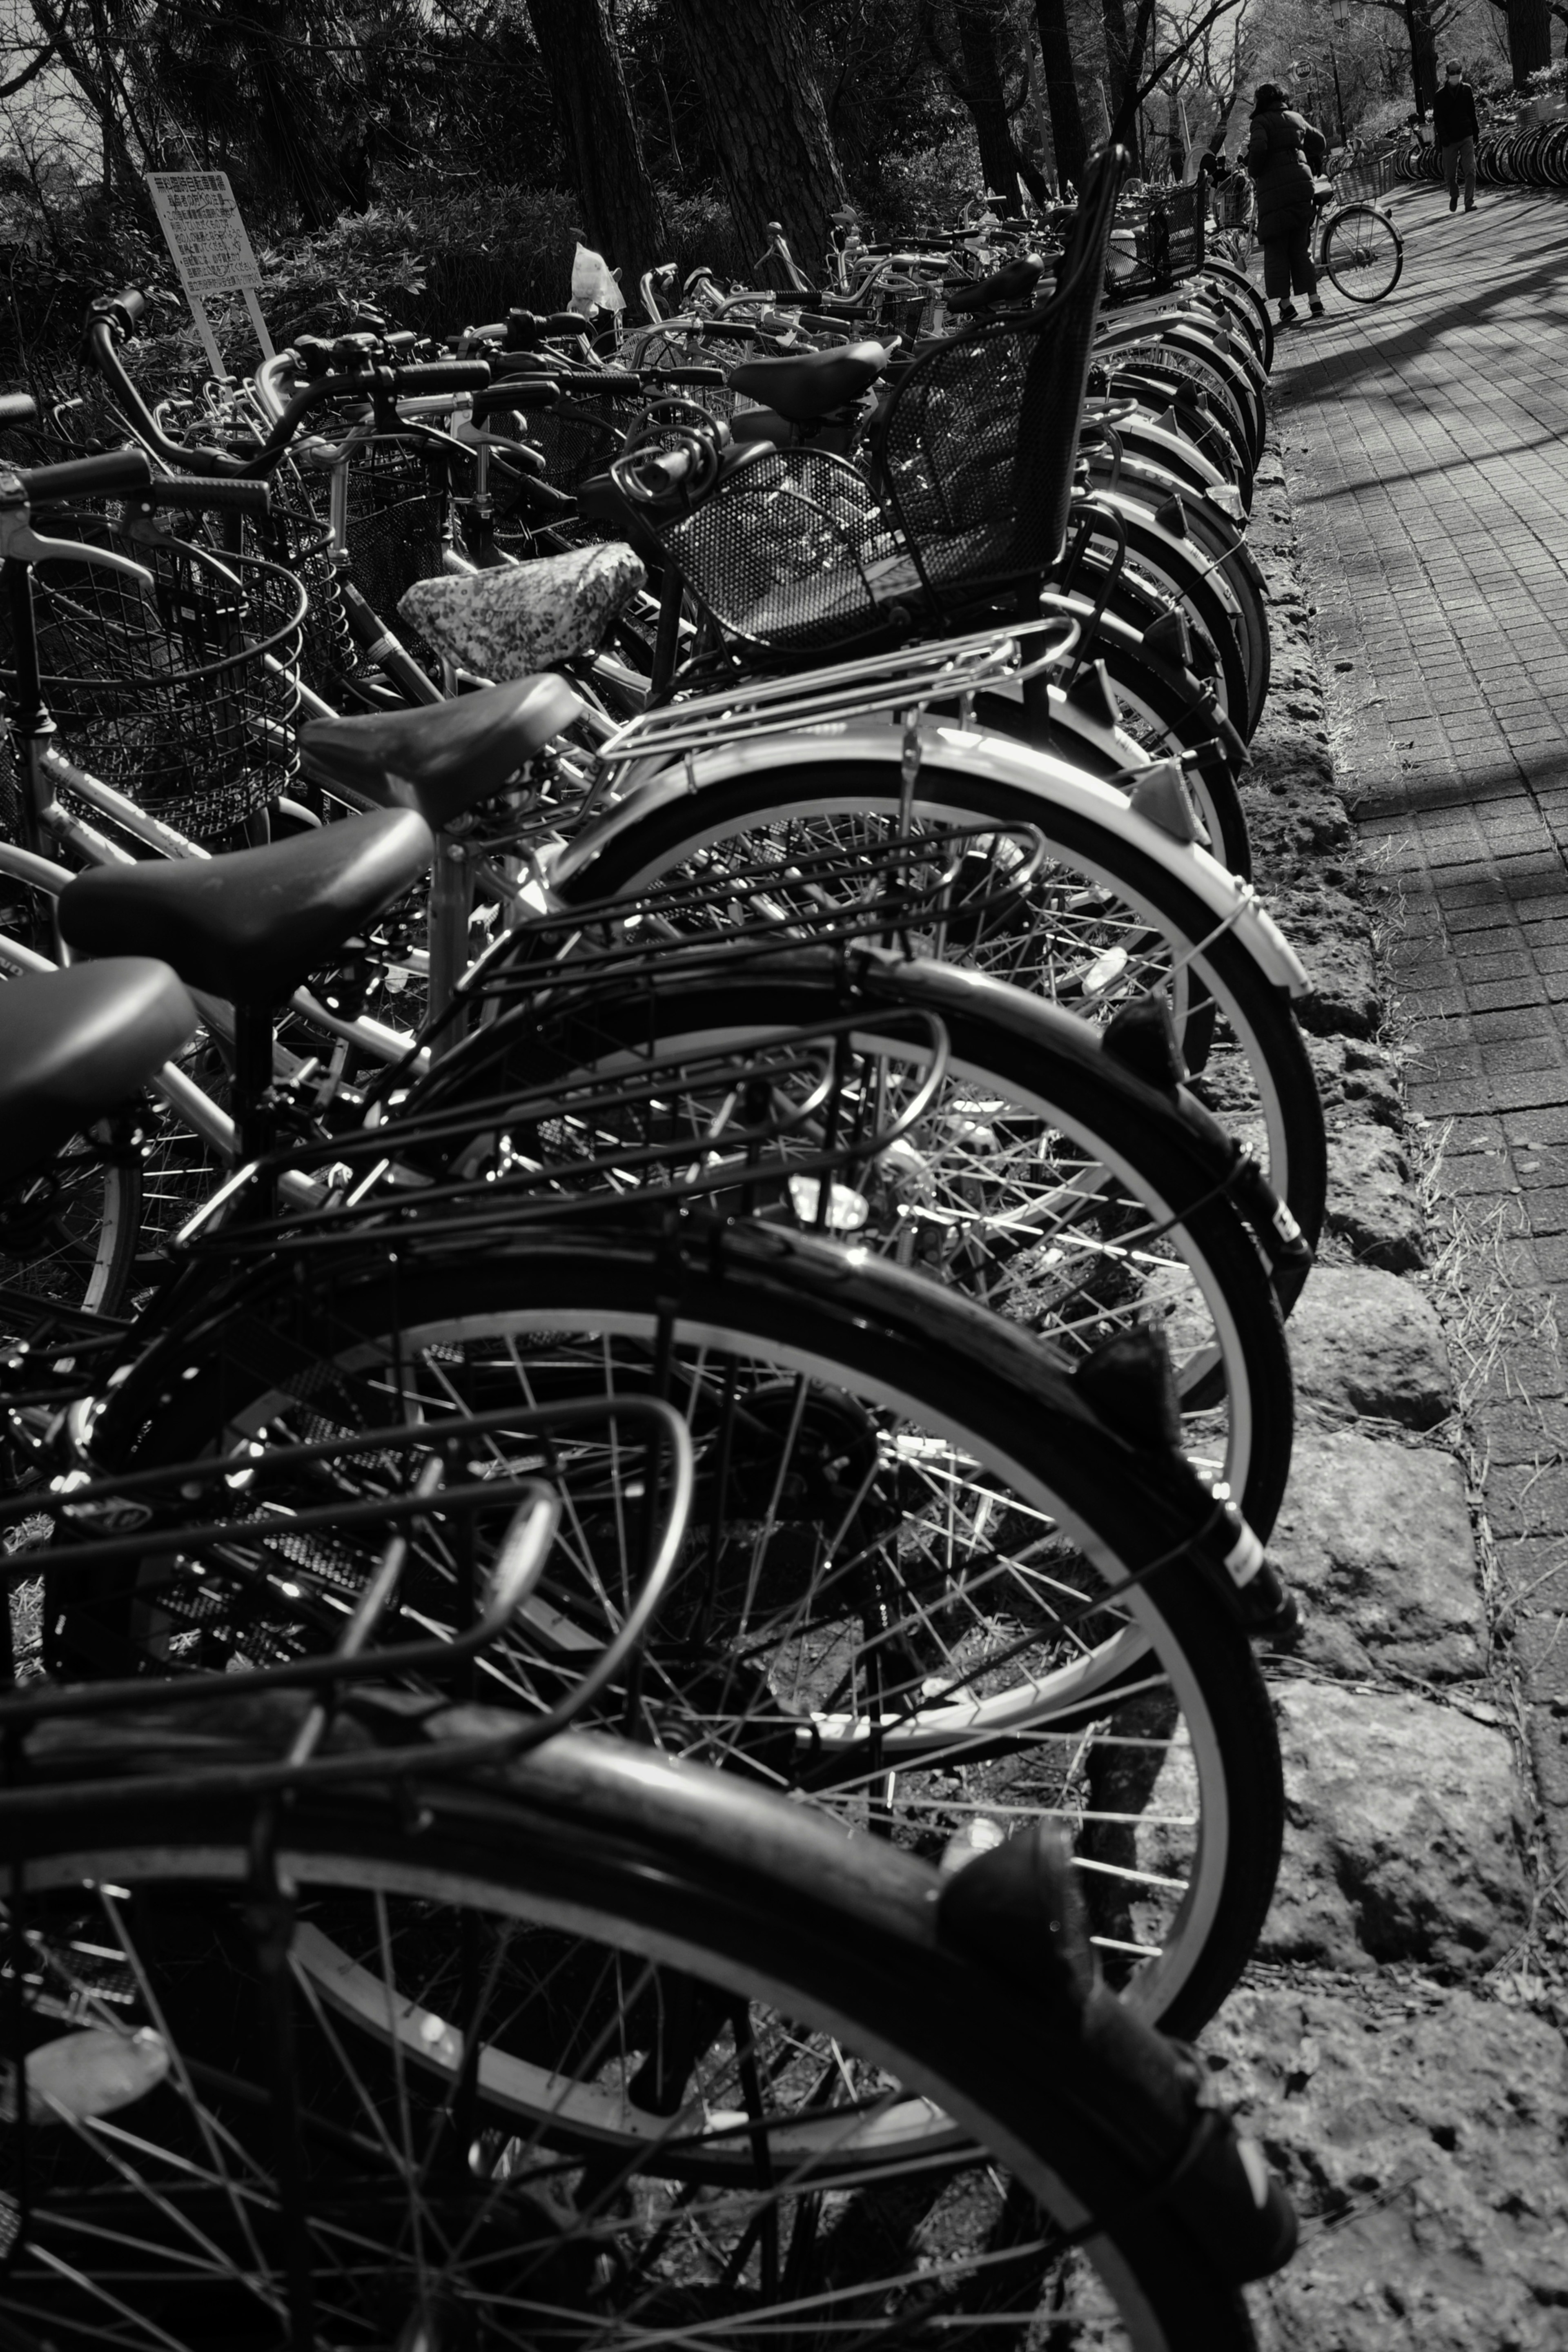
[0,37,56,98]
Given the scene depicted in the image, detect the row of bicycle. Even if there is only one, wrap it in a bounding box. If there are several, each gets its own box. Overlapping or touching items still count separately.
[0,147,1311,2344]
[1396,112,1568,188]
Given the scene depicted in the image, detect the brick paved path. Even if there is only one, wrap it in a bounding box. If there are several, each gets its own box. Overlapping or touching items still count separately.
[1278,180,1568,1856]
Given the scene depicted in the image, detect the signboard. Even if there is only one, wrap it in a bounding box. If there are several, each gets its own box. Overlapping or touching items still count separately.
[145,169,273,377]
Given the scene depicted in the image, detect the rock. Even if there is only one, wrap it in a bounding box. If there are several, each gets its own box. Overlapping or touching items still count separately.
[1325,1124,1426,1272]
[1271,1430,1483,1681]
[1205,1987,1568,2352]
[1262,1682,1529,1973]
[1306,1034,1403,1128]
[1263,882,1381,1039]
[1289,1266,1455,1428]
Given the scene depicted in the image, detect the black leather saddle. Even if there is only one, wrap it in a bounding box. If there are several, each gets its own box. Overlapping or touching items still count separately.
[0,959,196,1188]
[947,255,1045,314]
[728,341,888,422]
[299,674,581,831]
[59,808,434,1009]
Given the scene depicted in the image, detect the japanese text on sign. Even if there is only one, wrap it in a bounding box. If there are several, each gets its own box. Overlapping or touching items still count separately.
[146,172,263,296]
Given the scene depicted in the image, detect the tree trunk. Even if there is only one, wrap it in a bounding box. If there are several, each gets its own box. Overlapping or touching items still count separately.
[1101,0,1130,116]
[675,0,847,284]
[527,0,666,301]
[953,0,1025,201]
[1403,0,1437,114]
[1506,0,1552,82]
[1034,0,1088,190]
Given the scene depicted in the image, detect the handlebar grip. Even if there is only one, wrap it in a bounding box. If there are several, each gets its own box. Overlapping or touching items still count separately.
[388,361,492,396]
[115,287,148,326]
[0,392,38,427]
[15,447,153,503]
[552,369,643,396]
[473,378,559,417]
[145,475,273,519]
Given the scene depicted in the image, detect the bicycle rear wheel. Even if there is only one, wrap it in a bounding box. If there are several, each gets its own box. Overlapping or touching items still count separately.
[555,757,1327,1247]
[1,1712,1265,2348]
[1321,205,1404,302]
[84,1221,1286,2036]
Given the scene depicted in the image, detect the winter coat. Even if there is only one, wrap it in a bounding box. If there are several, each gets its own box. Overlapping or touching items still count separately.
[1431,80,1479,146]
[1245,106,1327,239]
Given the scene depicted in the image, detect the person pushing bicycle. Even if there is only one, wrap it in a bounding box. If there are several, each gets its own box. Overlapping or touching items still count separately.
[1245,82,1330,328]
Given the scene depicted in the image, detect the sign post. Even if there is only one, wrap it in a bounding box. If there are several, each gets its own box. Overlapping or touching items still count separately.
[145,170,274,379]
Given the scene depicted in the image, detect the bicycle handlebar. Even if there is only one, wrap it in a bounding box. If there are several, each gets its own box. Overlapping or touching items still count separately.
[471,381,560,421]
[7,447,153,504]
[139,474,273,519]
[0,392,38,428]
[388,360,492,397]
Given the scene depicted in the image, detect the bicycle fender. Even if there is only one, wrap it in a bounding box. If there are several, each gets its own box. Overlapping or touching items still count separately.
[559,723,1309,996]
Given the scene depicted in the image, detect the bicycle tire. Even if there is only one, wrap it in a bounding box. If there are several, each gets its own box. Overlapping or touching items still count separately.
[981,590,1253,874]
[425,950,1295,1534]
[552,757,1327,1246]
[1320,204,1404,303]
[1193,264,1274,373]
[85,1220,1287,2036]
[2,1710,1267,2347]
[1078,487,1263,739]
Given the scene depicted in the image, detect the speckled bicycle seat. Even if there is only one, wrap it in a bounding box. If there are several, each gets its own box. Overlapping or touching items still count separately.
[399,543,646,679]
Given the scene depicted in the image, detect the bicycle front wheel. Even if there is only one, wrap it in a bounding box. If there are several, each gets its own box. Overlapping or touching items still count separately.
[1320,204,1404,302]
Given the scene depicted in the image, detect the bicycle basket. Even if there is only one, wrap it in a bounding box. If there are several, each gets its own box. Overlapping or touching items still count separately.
[871,149,1124,619]
[344,437,447,617]
[0,523,305,837]
[651,444,902,654]
[1103,182,1207,303]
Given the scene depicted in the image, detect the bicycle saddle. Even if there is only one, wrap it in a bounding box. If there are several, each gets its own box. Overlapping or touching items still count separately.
[0,958,196,1187]
[58,808,434,1010]
[727,341,888,421]
[947,255,1045,314]
[300,674,584,831]
[399,542,646,682]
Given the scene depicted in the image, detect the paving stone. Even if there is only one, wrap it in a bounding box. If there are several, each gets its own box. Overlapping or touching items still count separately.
[1269,1431,1482,1683]
[1262,1682,1529,1975]
[1205,1987,1568,2352]
[1289,1267,1455,1429]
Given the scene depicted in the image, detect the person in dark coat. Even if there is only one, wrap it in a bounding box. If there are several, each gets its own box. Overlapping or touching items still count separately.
[1431,62,1479,213]
[1245,83,1329,327]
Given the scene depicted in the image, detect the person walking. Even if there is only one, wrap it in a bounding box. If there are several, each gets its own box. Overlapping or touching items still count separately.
[1245,84,1329,328]
[1431,62,1479,213]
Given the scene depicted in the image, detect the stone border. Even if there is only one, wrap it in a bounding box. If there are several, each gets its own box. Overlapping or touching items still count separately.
[1203,431,1568,2349]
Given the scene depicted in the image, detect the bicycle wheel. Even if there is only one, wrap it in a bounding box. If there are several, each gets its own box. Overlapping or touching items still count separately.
[982,599,1253,875]
[1321,205,1404,302]
[554,755,1327,1247]
[87,1220,1286,2035]
[0,1124,139,1340]
[449,950,1295,1534]
[1193,264,1274,374]
[1,1710,1268,2348]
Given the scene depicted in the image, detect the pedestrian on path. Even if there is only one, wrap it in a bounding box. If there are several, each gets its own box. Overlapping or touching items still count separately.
[1432,62,1479,212]
[1245,84,1329,328]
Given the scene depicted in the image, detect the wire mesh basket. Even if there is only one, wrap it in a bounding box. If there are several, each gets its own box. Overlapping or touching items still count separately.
[635,150,1123,655]
[649,444,898,653]
[343,437,448,618]
[0,519,306,839]
[1103,183,1207,303]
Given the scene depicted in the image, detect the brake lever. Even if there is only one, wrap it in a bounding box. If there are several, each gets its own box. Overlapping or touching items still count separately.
[0,478,154,589]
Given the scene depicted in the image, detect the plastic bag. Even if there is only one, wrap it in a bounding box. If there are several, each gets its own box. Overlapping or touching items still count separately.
[569,243,624,317]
